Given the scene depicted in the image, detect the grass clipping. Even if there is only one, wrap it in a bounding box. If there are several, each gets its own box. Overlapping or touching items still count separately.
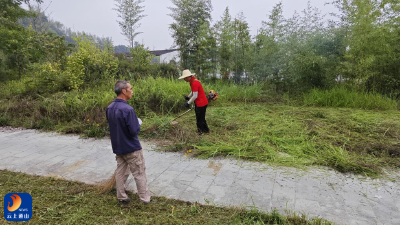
[97,172,116,194]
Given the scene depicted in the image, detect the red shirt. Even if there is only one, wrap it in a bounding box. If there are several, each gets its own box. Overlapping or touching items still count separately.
[190,77,208,107]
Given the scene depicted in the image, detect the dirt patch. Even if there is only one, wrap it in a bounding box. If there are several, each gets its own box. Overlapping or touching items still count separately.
[58,160,93,173]
[207,161,223,176]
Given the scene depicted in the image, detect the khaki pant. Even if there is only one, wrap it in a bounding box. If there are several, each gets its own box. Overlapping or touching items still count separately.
[115,150,151,203]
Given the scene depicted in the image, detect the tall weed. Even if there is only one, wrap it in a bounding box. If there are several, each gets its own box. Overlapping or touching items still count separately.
[128,77,266,115]
[303,87,397,110]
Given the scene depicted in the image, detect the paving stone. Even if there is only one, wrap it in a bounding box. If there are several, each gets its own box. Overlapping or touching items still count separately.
[236,168,256,181]
[294,199,321,214]
[213,176,235,187]
[174,171,198,183]
[219,182,252,207]
[163,161,189,173]
[188,175,214,193]
[158,180,191,199]
[179,187,208,203]
[205,184,226,201]
[151,170,182,184]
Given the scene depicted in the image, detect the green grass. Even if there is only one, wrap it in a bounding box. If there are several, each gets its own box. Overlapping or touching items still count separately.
[0,77,268,137]
[303,87,398,110]
[143,103,400,177]
[0,170,332,225]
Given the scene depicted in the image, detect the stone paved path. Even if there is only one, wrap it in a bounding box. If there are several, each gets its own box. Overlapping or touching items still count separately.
[0,127,399,225]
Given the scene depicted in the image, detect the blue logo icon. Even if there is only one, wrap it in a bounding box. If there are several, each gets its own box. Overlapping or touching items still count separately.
[4,193,32,221]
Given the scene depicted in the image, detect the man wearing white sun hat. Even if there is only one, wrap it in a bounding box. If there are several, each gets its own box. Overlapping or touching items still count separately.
[179,69,209,135]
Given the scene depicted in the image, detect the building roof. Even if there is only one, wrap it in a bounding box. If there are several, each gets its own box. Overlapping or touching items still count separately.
[149,49,179,56]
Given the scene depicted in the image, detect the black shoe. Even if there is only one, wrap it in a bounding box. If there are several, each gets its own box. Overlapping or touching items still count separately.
[119,198,131,206]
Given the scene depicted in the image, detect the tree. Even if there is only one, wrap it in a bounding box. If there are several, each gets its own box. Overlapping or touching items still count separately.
[168,0,212,73]
[114,0,146,49]
[21,1,50,33]
[253,2,286,82]
[0,0,43,78]
[283,2,330,91]
[232,12,251,82]
[331,0,400,95]
[213,7,234,79]
[130,44,153,71]
[197,21,217,77]
[261,2,285,41]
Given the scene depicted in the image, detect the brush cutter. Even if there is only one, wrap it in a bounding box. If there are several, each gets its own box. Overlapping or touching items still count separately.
[169,106,194,125]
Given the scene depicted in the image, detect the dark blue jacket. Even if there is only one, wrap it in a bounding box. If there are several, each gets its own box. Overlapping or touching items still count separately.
[106,99,142,155]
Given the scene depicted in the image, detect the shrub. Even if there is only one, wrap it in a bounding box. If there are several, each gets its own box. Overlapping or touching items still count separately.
[26,62,70,94]
[0,113,9,126]
[66,36,118,89]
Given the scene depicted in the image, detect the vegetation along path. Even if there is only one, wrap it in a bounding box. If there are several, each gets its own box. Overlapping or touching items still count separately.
[0,127,399,225]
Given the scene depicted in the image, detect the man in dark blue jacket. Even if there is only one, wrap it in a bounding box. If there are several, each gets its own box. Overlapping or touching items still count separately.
[106,80,150,205]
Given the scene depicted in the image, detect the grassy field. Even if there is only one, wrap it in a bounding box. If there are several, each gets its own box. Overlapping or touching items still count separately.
[0,77,399,176]
[143,102,400,177]
[0,170,332,225]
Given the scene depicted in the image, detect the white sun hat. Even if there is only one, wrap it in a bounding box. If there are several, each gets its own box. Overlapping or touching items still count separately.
[178,69,195,79]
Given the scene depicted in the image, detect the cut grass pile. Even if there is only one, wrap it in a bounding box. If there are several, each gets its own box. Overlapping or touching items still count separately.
[0,170,332,225]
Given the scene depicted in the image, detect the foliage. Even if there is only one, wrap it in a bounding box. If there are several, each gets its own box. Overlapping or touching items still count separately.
[169,0,213,72]
[196,21,218,77]
[165,0,400,97]
[0,76,267,137]
[5,0,400,98]
[232,12,252,83]
[130,44,154,71]
[0,0,35,77]
[63,36,118,90]
[303,87,398,110]
[114,44,130,53]
[26,62,70,93]
[114,0,146,48]
[213,7,234,78]
[117,56,179,81]
[0,0,74,81]
[331,0,400,95]
[14,35,119,93]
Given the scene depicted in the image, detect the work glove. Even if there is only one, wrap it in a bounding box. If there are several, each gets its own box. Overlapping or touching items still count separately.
[184,102,190,108]
[183,95,190,100]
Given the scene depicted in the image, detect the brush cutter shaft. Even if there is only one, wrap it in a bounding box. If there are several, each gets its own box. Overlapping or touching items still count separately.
[172,106,194,121]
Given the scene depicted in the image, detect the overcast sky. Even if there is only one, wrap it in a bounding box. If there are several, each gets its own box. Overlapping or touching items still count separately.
[34,0,337,50]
